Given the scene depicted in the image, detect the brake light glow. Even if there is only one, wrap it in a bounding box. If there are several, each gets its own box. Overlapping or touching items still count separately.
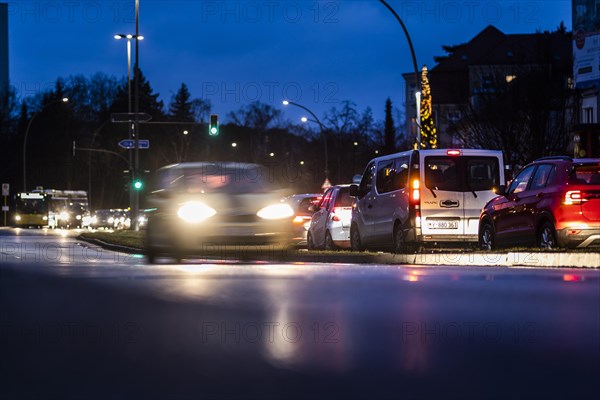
[293,215,310,224]
[447,149,461,156]
[564,190,583,205]
[412,179,420,202]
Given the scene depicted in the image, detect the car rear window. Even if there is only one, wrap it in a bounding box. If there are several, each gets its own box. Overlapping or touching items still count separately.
[335,188,353,207]
[570,164,600,185]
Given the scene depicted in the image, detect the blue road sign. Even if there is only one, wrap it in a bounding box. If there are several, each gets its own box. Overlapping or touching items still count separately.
[118,139,150,149]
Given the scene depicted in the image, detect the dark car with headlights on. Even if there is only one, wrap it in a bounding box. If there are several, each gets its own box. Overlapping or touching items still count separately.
[144,162,294,263]
[479,156,600,249]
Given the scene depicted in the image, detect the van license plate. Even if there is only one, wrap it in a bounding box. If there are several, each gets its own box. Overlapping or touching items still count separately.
[429,221,459,229]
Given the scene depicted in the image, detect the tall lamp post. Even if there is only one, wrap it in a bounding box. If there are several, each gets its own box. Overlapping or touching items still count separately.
[378,0,421,147]
[282,100,329,181]
[114,33,143,225]
[22,97,69,191]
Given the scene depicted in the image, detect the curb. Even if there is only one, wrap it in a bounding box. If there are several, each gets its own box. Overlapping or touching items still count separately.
[77,235,599,268]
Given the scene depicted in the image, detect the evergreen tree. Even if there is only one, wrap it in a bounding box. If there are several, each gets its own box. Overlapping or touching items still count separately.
[384,98,396,154]
[419,65,437,149]
[168,83,194,122]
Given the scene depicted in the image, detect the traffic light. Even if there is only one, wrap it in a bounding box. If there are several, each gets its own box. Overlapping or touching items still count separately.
[133,178,143,191]
[209,114,219,136]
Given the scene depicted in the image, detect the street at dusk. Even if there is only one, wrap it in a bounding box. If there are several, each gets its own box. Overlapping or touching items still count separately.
[1,1,600,399]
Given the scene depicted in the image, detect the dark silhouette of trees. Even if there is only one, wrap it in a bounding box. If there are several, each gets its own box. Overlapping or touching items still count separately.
[384,98,396,154]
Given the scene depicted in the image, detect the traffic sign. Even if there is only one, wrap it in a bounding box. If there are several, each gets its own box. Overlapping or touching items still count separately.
[1,206,8,212]
[321,178,332,190]
[118,139,150,149]
[2,183,8,196]
[111,113,152,123]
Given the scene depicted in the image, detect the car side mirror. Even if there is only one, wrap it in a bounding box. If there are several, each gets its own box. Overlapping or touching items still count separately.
[349,184,359,197]
[495,185,506,196]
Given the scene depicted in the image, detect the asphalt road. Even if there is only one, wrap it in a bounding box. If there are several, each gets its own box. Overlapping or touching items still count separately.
[1,228,599,399]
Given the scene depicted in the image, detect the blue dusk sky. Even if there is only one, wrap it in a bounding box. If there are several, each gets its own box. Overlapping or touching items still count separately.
[7,0,572,124]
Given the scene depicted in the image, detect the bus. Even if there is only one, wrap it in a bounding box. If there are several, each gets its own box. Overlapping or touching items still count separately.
[39,189,91,229]
[14,192,49,228]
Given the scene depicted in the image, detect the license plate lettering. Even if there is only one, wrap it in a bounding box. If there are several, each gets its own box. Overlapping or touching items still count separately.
[428,221,459,229]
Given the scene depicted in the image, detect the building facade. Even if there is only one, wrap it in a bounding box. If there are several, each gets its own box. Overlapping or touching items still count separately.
[404,25,573,159]
[572,0,600,157]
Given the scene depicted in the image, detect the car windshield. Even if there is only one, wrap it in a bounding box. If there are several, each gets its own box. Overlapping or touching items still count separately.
[16,198,47,214]
[161,166,274,194]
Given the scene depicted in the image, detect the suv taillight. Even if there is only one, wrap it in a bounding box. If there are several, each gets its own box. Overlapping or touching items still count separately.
[564,190,583,205]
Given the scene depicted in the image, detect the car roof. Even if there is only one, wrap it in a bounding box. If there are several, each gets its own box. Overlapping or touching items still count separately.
[156,161,264,172]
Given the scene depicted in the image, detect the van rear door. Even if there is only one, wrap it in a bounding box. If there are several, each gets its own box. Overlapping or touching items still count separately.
[420,151,504,241]
[463,156,503,236]
[421,155,465,238]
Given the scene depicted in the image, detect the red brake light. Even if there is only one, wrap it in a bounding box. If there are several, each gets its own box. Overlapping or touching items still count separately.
[411,179,420,203]
[447,149,461,156]
[564,190,583,205]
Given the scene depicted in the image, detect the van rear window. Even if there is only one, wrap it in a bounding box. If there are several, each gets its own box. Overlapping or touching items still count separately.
[424,156,500,192]
[425,157,460,191]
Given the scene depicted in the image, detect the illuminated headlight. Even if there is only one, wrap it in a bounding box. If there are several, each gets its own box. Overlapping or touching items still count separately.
[15,215,21,221]
[60,212,69,221]
[177,202,216,223]
[76,215,82,220]
[43,216,48,221]
[257,203,294,220]
[108,217,114,224]
[91,216,97,224]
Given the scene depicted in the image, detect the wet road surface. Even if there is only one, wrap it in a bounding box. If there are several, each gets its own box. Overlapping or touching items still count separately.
[1,228,599,399]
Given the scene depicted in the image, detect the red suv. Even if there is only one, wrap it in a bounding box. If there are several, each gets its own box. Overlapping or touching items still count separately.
[479,157,600,249]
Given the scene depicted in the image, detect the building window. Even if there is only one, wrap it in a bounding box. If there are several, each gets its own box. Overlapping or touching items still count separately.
[447,111,461,124]
[583,107,594,123]
[505,75,517,83]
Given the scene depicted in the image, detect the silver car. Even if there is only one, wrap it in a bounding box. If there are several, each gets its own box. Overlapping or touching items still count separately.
[307,185,353,250]
[144,162,294,263]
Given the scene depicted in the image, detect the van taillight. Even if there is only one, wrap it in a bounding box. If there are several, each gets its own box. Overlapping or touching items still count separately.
[412,179,420,202]
[332,212,340,222]
[447,149,461,156]
[564,190,583,205]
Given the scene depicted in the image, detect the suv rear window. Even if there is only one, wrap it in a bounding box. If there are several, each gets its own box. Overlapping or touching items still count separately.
[570,164,600,185]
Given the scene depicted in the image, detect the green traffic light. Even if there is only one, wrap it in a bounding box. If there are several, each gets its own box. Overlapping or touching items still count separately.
[209,114,219,136]
[133,180,143,190]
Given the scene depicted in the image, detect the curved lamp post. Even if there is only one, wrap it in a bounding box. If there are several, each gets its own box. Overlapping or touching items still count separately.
[22,97,69,191]
[282,100,329,180]
[378,0,422,147]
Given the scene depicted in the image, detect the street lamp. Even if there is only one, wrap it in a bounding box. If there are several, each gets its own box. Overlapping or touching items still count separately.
[115,32,143,230]
[282,100,329,180]
[114,33,144,117]
[378,0,421,148]
[22,97,68,191]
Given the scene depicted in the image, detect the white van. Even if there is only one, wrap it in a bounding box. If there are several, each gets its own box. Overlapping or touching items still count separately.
[349,149,505,252]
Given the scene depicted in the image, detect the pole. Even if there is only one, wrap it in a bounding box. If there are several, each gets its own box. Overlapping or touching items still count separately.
[378,0,421,147]
[133,0,140,231]
[127,36,135,229]
[284,101,329,180]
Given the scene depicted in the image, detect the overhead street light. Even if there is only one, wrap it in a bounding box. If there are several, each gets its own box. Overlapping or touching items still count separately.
[282,100,329,180]
[22,97,69,191]
[115,30,143,230]
[378,0,421,148]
